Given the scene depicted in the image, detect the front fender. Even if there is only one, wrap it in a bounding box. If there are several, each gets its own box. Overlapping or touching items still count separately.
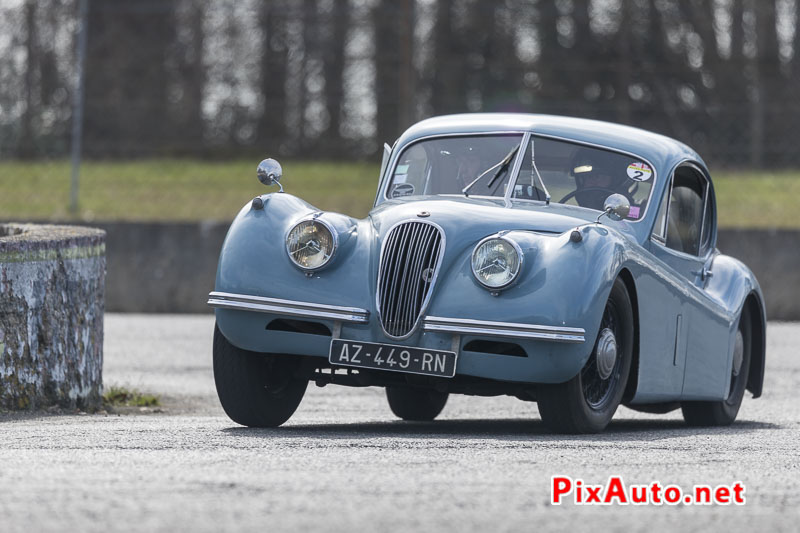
[215,193,372,306]
[427,224,636,381]
[214,193,380,350]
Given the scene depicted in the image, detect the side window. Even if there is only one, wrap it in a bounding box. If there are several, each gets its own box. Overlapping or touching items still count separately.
[663,167,707,256]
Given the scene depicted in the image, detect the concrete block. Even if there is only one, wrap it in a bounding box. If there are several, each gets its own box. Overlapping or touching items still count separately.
[0,223,105,410]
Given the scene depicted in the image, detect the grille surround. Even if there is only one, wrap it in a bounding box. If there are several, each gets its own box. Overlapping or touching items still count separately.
[376,220,445,339]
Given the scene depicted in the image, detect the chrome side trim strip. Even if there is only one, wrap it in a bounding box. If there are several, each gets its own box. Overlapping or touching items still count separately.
[423,316,585,343]
[208,291,369,324]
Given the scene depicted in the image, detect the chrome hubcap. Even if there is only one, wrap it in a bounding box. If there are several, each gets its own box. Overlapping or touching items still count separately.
[595,328,618,381]
[732,329,744,377]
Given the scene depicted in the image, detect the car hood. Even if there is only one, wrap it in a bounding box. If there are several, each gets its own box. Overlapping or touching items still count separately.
[368,195,614,238]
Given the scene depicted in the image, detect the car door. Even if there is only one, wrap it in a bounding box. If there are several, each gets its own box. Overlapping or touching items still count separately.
[648,163,730,400]
[634,177,692,402]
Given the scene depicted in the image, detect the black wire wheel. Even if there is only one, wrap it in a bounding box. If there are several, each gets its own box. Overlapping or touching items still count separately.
[681,307,752,427]
[537,277,634,433]
[581,302,624,410]
[213,324,308,428]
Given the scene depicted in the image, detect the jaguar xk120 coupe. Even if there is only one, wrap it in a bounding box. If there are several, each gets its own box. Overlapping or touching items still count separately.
[208,113,765,433]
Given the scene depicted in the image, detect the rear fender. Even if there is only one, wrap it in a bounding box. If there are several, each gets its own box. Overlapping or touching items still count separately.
[704,253,766,399]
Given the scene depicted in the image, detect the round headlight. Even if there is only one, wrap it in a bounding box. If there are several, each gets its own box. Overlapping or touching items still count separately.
[286,219,337,271]
[471,236,522,290]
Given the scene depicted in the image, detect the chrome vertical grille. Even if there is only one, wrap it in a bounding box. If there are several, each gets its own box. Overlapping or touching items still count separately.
[377,221,444,338]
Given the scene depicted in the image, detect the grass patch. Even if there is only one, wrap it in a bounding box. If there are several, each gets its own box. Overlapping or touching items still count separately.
[1,159,798,227]
[102,385,160,408]
[0,159,379,221]
[712,171,800,228]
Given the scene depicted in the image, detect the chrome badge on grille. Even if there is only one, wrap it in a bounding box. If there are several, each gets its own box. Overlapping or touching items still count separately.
[377,220,444,339]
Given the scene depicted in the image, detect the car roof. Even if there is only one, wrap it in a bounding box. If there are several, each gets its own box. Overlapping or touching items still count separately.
[395,113,706,175]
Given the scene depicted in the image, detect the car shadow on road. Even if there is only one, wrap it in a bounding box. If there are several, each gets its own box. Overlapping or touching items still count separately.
[221,417,779,442]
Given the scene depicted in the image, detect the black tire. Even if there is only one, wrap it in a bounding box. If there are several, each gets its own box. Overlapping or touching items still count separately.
[681,309,752,427]
[537,278,634,433]
[386,387,448,421]
[213,324,308,427]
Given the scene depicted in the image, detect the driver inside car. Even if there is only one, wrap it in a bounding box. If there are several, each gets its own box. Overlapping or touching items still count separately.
[571,156,631,211]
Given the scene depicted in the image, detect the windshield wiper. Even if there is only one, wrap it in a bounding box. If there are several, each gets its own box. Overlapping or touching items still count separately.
[462,146,519,197]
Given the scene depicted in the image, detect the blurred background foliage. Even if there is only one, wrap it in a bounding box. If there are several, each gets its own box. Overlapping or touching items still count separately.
[0,0,798,225]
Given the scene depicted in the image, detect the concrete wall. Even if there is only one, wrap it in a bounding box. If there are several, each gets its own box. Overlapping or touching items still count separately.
[0,224,105,410]
[99,221,228,314]
[716,229,800,321]
[23,222,800,319]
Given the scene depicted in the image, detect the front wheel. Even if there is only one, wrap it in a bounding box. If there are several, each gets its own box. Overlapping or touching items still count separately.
[213,324,308,427]
[386,387,449,421]
[537,278,634,433]
[681,309,752,426]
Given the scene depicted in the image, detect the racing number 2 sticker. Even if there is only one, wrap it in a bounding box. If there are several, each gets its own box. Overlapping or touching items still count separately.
[627,162,653,182]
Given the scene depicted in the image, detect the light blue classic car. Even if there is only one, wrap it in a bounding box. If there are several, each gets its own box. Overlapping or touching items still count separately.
[208,113,766,433]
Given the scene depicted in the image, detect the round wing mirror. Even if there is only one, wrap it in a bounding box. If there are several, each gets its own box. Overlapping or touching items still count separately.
[257,158,283,191]
[603,193,630,221]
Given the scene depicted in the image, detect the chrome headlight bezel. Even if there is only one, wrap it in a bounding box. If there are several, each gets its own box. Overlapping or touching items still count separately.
[285,216,339,272]
[471,235,524,291]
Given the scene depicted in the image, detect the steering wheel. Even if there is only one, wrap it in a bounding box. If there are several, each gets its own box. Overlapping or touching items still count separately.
[558,187,621,205]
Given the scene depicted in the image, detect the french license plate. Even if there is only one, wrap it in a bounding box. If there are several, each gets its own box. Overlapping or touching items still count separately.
[329,339,457,378]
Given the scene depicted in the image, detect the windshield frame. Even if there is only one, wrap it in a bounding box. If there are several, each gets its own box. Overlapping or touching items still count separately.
[379,130,658,224]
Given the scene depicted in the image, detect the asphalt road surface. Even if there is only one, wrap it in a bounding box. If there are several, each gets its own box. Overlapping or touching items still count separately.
[1,315,798,532]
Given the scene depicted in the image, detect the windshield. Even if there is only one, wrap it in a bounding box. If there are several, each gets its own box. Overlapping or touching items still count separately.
[386,134,524,199]
[512,136,655,221]
[385,133,656,221]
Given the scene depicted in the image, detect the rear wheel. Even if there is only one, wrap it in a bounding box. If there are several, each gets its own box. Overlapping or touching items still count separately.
[681,310,751,426]
[386,387,448,421]
[537,278,634,433]
[213,324,308,427]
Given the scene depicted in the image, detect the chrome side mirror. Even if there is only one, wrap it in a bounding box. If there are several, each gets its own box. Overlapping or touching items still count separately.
[257,158,283,192]
[601,193,630,221]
